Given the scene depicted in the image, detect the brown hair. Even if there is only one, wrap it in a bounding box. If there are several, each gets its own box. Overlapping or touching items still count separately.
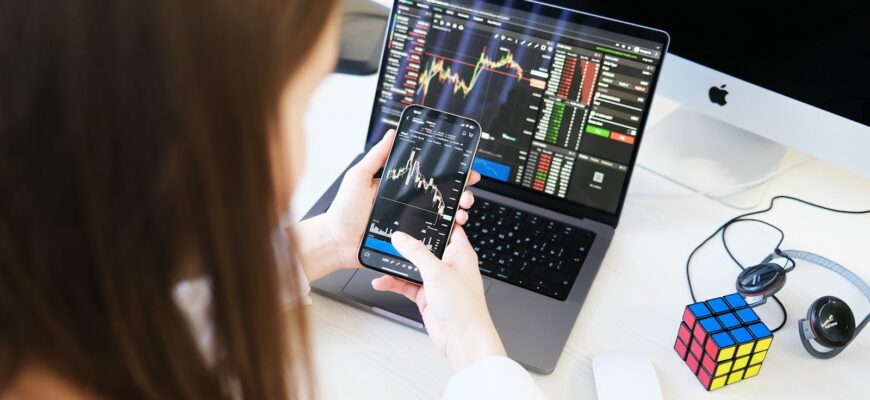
[0,0,336,398]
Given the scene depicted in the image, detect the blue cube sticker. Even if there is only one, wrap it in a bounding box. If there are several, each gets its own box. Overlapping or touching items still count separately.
[717,312,740,329]
[724,293,748,309]
[729,327,753,344]
[699,317,723,333]
[706,298,729,314]
[735,307,760,324]
[712,331,735,347]
[748,322,772,339]
[689,302,712,318]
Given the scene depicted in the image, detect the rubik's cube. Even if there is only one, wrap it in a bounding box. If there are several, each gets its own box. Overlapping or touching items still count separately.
[674,293,773,391]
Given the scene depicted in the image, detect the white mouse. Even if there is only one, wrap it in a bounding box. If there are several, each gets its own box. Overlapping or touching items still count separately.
[593,353,663,400]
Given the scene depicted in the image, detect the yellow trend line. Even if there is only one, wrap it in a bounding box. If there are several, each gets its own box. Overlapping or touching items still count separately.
[417,47,525,101]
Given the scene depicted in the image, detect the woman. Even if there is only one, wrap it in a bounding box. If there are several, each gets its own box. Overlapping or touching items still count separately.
[0,0,546,398]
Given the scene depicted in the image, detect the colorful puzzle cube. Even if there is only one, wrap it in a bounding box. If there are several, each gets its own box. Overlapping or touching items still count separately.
[674,293,773,390]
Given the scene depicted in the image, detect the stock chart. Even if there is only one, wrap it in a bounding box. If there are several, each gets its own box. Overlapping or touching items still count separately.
[369,1,662,213]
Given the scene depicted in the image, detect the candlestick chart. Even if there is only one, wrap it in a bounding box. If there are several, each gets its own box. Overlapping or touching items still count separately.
[384,148,447,220]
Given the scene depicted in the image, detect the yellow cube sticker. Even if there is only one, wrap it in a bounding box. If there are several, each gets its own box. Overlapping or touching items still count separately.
[755,337,772,352]
[710,376,728,390]
[736,343,754,357]
[717,346,736,361]
[750,350,767,365]
[733,356,749,370]
[715,360,733,377]
[727,370,744,385]
[744,364,762,378]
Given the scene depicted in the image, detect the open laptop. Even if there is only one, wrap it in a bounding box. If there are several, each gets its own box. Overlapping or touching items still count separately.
[304,0,669,374]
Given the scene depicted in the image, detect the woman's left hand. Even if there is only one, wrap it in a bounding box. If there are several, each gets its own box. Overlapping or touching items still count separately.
[293,129,481,281]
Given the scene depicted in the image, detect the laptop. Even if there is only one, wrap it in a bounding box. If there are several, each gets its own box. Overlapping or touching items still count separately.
[304,0,669,374]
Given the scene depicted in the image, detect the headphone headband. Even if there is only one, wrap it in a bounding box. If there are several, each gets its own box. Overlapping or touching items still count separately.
[765,250,870,303]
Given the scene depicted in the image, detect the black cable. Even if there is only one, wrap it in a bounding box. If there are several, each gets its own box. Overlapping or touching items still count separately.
[720,218,790,332]
[767,296,789,332]
[720,218,785,269]
[685,195,870,333]
[721,219,795,271]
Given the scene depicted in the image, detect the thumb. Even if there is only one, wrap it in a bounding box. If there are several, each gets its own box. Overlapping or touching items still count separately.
[350,129,395,179]
[391,231,443,281]
[445,226,478,274]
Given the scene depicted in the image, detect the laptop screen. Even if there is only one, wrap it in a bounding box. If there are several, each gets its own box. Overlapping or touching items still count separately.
[365,0,667,219]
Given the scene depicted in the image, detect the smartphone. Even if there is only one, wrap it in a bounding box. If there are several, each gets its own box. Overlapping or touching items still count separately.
[358,105,481,284]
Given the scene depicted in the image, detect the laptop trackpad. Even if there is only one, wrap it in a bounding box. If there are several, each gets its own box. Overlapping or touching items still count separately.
[341,269,492,326]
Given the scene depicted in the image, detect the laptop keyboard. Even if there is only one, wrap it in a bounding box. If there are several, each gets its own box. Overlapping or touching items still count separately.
[466,200,596,301]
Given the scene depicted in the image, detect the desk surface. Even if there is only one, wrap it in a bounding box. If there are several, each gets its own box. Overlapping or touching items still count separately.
[293,71,870,399]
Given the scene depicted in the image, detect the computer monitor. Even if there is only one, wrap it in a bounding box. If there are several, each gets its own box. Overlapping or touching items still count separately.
[543,1,870,180]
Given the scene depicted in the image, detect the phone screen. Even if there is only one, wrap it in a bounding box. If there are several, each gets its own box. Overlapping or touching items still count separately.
[359,105,481,283]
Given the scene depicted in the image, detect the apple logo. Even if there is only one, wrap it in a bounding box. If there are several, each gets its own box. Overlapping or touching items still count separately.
[708,84,728,106]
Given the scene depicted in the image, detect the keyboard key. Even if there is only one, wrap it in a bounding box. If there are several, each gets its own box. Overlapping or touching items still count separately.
[479,249,497,262]
[495,266,512,280]
[516,261,532,274]
[545,258,562,270]
[546,246,563,258]
[509,274,528,287]
[529,265,572,286]
[478,262,494,276]
[547,287,568,300]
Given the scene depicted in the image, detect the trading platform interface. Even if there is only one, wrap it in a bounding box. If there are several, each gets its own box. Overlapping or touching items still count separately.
[361,106,479,282]
[368,0,664,213]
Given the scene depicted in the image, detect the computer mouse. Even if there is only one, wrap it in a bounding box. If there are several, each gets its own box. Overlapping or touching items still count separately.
[593,353,663,400]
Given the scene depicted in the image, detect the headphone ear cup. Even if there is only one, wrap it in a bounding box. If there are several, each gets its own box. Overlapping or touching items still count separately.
[736,263,787,299]
[807,296,856,348]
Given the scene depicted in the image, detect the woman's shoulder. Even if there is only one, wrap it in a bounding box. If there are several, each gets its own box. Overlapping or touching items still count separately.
[2,366,101,400]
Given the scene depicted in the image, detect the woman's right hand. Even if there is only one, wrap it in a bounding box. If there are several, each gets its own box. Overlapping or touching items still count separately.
[371,227,506,373]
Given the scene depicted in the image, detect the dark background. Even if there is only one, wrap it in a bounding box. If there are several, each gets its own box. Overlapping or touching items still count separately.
[550,1,869,126]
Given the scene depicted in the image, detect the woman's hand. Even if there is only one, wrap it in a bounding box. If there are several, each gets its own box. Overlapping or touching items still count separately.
[371,227,506,373]
[293,130,481,282]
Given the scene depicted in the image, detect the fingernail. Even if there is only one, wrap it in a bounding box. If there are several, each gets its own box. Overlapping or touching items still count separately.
[391,231,409,245]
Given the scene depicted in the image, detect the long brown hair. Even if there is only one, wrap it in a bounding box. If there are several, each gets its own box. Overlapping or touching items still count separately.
[0,0,336,398]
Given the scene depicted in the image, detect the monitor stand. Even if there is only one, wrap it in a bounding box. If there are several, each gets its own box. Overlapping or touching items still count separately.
[637,106,788,208]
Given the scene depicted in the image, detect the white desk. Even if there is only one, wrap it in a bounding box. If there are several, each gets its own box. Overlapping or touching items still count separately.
[293,71,870,399]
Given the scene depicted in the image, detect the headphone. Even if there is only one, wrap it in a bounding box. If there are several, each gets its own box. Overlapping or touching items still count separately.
[736,250,870,359]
